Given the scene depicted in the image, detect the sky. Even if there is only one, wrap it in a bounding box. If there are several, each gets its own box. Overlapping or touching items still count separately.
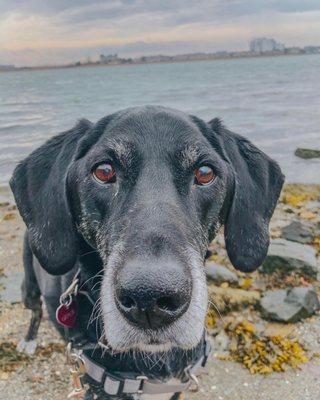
[1,0,320,66]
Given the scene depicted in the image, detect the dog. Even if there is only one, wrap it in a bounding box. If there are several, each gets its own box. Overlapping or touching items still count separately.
[10,106,284,399]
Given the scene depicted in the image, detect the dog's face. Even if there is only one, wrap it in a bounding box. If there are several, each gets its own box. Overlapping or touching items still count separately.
[68,108,230,351]
[10,106,284,353]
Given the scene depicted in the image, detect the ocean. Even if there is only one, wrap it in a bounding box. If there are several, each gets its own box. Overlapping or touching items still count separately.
[0,54,319,200]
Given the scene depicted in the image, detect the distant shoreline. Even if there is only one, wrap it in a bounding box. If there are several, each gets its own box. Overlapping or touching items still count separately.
[1,51,318,74]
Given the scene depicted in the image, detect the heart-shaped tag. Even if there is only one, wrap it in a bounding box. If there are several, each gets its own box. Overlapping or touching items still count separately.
[56,301,77,328]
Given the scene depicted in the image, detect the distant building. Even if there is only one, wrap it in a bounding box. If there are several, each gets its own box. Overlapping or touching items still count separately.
[303,46,320,54]
[249,38,285,53]
[285,47,302,55]
[100,53,119,64]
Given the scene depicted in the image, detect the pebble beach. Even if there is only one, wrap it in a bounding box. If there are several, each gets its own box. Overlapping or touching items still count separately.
[0,183,319,400]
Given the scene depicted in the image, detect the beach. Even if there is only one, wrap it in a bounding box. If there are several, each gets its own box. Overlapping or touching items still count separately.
[0,183,319,400]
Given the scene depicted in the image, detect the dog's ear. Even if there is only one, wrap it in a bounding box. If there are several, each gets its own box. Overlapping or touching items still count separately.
[10,119,93,275]
[209,118,285,272]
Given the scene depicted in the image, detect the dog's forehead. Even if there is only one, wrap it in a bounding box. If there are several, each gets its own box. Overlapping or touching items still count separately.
[92,107,210,168]
[106,107,203,145]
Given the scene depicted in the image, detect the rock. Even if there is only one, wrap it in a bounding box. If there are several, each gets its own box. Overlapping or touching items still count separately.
[281,220,315,244]
[212,330,230,354]
[260,287,320,323]
[208,285,260,313]
[304,200,320,213]
[205,262,238,284]
[261,238,319,278]
[264,322,295,338]
[295,148,320,159]
[282,205,295,214]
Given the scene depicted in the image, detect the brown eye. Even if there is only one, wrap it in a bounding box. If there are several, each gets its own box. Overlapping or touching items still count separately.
[194,165,215,186]
[93,163,116,183]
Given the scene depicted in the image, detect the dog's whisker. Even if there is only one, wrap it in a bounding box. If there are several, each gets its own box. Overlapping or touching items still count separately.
[207,299,224,321]
[80,269,104,289]
[90,280,103,292]
[80,249,101,258]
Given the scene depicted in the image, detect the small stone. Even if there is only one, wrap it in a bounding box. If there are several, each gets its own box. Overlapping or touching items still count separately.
[304,201,320,212]
[205,262,238,284]
[299,211,317,220]
[260,287,320,323]
[281,220,315,244]
[3,213,15,221]
[282,205,295,214]
[28,375,43,383]
[264,323,295,337]
[0,372,10,380]
[261,238,319,278]
[208,285,260,312]
[213,330,230,353]
[295,148,320,159]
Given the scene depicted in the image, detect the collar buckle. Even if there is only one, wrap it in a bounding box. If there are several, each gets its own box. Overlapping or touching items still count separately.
[136,375,149,394]
[66,343,88,399]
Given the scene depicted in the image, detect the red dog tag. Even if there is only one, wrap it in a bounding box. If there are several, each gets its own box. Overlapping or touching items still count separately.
[56,300,77,328]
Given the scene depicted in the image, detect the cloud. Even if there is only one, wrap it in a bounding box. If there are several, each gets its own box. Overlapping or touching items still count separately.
[0,1,320,66]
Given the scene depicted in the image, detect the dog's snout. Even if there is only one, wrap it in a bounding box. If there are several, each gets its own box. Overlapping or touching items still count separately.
[115,258,191,330]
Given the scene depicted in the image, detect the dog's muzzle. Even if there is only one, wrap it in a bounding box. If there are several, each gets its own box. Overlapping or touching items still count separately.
[114,257,192,330]
[59,270,211,399]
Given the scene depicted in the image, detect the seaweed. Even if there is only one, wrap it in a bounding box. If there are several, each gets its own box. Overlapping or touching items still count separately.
[222,320,308,374]
[0,341,65,373]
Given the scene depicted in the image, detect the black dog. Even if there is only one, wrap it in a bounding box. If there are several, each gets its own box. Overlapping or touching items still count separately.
[10,106,284,399]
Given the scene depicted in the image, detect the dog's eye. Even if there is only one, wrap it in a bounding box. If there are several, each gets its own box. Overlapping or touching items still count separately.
[194,165,215,186]
[93,163,116,184]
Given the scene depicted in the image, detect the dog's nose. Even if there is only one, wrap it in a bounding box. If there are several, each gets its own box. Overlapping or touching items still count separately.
[115,258,191,330]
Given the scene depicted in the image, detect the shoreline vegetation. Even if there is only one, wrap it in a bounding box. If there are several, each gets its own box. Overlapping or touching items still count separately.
[1,46,320,73]
[0,183,319,399]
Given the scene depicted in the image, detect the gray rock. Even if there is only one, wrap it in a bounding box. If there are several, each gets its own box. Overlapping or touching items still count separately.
[295,148,320,159]
[281,220,315,244]
[212,330,230,354]
[205,262,238,284]
[260,287,320,323]
[261,238,319,278]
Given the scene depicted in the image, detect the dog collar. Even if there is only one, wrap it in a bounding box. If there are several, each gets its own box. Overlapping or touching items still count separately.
[59,269,211,398]
[66,339,211,398]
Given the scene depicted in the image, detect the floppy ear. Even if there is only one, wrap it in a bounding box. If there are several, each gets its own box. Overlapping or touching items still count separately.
[10,120,93,275]
[209,119,285,272]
